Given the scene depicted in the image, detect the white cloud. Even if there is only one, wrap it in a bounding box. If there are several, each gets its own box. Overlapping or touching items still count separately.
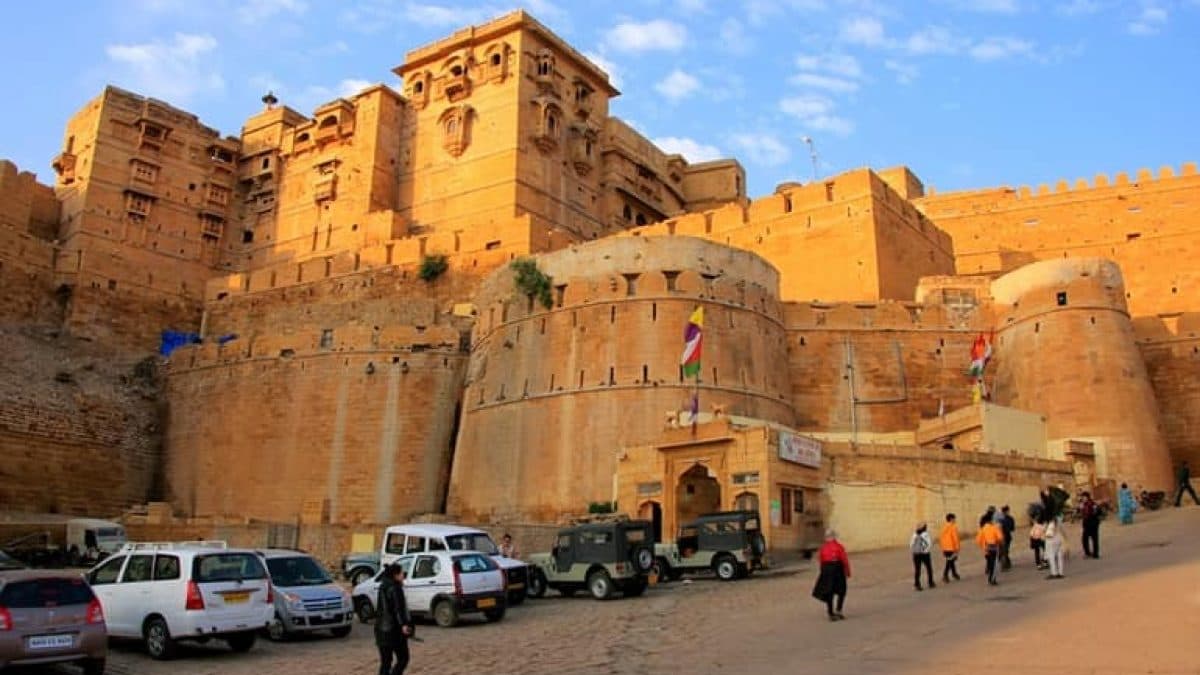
[654,136,724,163]
[840,16,887,46]
[884,59,919,84]
[237,0,307,23]
[1056,0,1102,15]
[1128,5,1168,35]
[404,2,498,26]
[790,73,859,93]
[719,18,752,54]
[904,25,968,55]
[779,95,855,136]
[338,79,374,97]
[968,36,1035,60]
[729,132,792,166]
[583,51,622,89]
[105,33,224,104]
[605,19,688,52]
[655,69,702,101]
[946,0,1020,12]
[795,53,861,78]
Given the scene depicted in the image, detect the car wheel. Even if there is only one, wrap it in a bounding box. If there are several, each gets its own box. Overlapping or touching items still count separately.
[330,625,352,639]
[350,567,374,587]
[630,545,655,574]
[144,617,177,661]
[82,657,106,675]
[354,596,375,624]
[715,556,738,581]
[433,599,459,628]
[527,569,547,598]
[266,612,287,641]
[588,570,614,600]
[624,577,648,597]
[483,606,506,623]
[651,558,672,583]
[226,630,257,653]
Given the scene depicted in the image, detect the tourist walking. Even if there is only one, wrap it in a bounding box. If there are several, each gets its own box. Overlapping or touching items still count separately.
[1175,461,1200,507]
[976,514,1004,586]
[1118,483,1137,525]
[1080,491,1101,558]
[375,563,415,675]
[812,529,850,621]
[1029,519,1047,569]
[939,513,961,582]
[911,523,935,590]
[1044,515,1066,579]
[999,505,1016,570]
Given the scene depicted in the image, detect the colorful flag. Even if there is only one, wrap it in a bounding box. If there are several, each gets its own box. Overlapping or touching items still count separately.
[681,306,704,379]
[967,333,992,377]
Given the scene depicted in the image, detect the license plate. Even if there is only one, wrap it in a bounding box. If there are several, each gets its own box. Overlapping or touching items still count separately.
[222,592,250,604]
[28,634,74,650]
[477,597,496,608]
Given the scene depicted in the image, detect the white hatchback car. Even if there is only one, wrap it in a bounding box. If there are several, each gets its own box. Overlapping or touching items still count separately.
[352,550,506,628]
[87,541,273,660]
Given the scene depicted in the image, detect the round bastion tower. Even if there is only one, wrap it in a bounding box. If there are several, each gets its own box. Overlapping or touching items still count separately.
[990,258,1174,492]
[448,235,797,523]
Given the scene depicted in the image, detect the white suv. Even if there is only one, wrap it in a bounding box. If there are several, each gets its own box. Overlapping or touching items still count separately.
[86,541,273,660]
[381,524,529,605]
[352,550,506,627]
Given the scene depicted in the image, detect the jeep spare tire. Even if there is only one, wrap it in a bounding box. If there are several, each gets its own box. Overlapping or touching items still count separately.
[630,545,654,574]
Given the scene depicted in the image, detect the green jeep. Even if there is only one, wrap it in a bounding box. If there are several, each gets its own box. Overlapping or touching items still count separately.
[652,510,767,582]
[526,520,655,600]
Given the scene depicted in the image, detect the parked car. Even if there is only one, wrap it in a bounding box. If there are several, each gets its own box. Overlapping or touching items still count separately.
[652,511,767,582]
[351,550,506,628]
[0,569,107,674]
[526,520,655,600]
[340,551,380,587]
[258,549,352,641]
[381,524,529,606]
[66,519,127,566]
[86,541,273,660]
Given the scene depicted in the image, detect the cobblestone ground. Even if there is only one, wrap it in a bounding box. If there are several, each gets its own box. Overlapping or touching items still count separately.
[20,506,1200,675]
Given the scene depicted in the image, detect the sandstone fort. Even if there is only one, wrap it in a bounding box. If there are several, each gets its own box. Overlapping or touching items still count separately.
[2,10,1197,553]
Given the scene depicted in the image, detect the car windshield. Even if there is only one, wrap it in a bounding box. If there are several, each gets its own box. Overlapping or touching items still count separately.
[193,553,267,583]
[0,578,94,608]
[97,528,124,538]
[267,556,332,586]
[444,533,498,555]
[0,551,25,570]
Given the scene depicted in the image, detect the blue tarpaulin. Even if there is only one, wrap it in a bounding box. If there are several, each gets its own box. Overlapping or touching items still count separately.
[217,333,239,345]
[160,331,201,357]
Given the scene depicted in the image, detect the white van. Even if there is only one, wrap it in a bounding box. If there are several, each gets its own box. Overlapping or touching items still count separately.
[86,541,273,660]
[380,524,529,605]
[66,519,126,564]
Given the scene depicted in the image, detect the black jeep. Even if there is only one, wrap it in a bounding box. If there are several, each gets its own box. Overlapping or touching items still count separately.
[526,520,655,600]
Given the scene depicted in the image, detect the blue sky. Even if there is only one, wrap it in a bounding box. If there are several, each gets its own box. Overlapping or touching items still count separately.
[2,0,1198,198]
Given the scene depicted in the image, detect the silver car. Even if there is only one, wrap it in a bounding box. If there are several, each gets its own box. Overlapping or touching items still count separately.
[0,570,107,673]
[259,550,353,641]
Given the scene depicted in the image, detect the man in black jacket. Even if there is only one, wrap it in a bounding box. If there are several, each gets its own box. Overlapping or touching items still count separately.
[375,563,415,675]
[999,505,1016,570]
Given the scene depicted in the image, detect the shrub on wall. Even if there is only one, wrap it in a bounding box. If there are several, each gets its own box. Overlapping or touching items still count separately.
[587,501,616,514]
[418,254,449,282]
[511,258,553,309]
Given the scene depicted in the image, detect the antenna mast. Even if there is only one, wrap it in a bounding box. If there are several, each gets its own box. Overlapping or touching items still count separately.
[801,136,819,182]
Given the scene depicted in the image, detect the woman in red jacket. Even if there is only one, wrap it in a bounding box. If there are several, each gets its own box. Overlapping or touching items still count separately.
[811,529,851,621]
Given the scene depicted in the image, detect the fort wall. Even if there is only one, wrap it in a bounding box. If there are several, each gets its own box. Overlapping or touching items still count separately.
[1133,314,1200,474]
[917,163,1200,320]
[990,258,1174,490]
[449,236,795,522]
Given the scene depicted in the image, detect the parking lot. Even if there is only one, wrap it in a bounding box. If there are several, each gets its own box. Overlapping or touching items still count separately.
[15,506,1200,675]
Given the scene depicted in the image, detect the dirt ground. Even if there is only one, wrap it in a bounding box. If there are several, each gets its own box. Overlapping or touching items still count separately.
[20,506,1200,675]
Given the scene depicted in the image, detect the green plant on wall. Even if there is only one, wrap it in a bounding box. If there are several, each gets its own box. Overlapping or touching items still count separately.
[419,254,448,282]
[510,258,553,308]
[587,501,616,514]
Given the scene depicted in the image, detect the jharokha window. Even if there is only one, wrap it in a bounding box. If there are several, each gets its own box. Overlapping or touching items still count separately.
[125,192,152,216]
[206,184,230,206]
[130,160,158,184]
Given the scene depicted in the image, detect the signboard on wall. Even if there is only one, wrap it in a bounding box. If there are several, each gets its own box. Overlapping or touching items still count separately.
[779,431,822,468]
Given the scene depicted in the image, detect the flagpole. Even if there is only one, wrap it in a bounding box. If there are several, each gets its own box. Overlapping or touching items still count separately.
[692,371,700,436]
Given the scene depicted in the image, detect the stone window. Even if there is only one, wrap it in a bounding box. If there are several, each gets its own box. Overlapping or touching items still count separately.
[131,160,157,184]
[536,51,555,77]
[320,329,334,349]
[414,81,424,94]
[200,214,224,240]
[125,192,152,216]
[206,184,230,206]
[731,472,760,486]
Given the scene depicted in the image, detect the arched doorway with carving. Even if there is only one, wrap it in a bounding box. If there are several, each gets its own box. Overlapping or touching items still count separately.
[676,463,721,527]
[734,491,760,516]
[638,501,663,543]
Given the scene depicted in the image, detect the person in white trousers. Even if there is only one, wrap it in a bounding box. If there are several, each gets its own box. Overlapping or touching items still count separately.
[1044,516,1066,579]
